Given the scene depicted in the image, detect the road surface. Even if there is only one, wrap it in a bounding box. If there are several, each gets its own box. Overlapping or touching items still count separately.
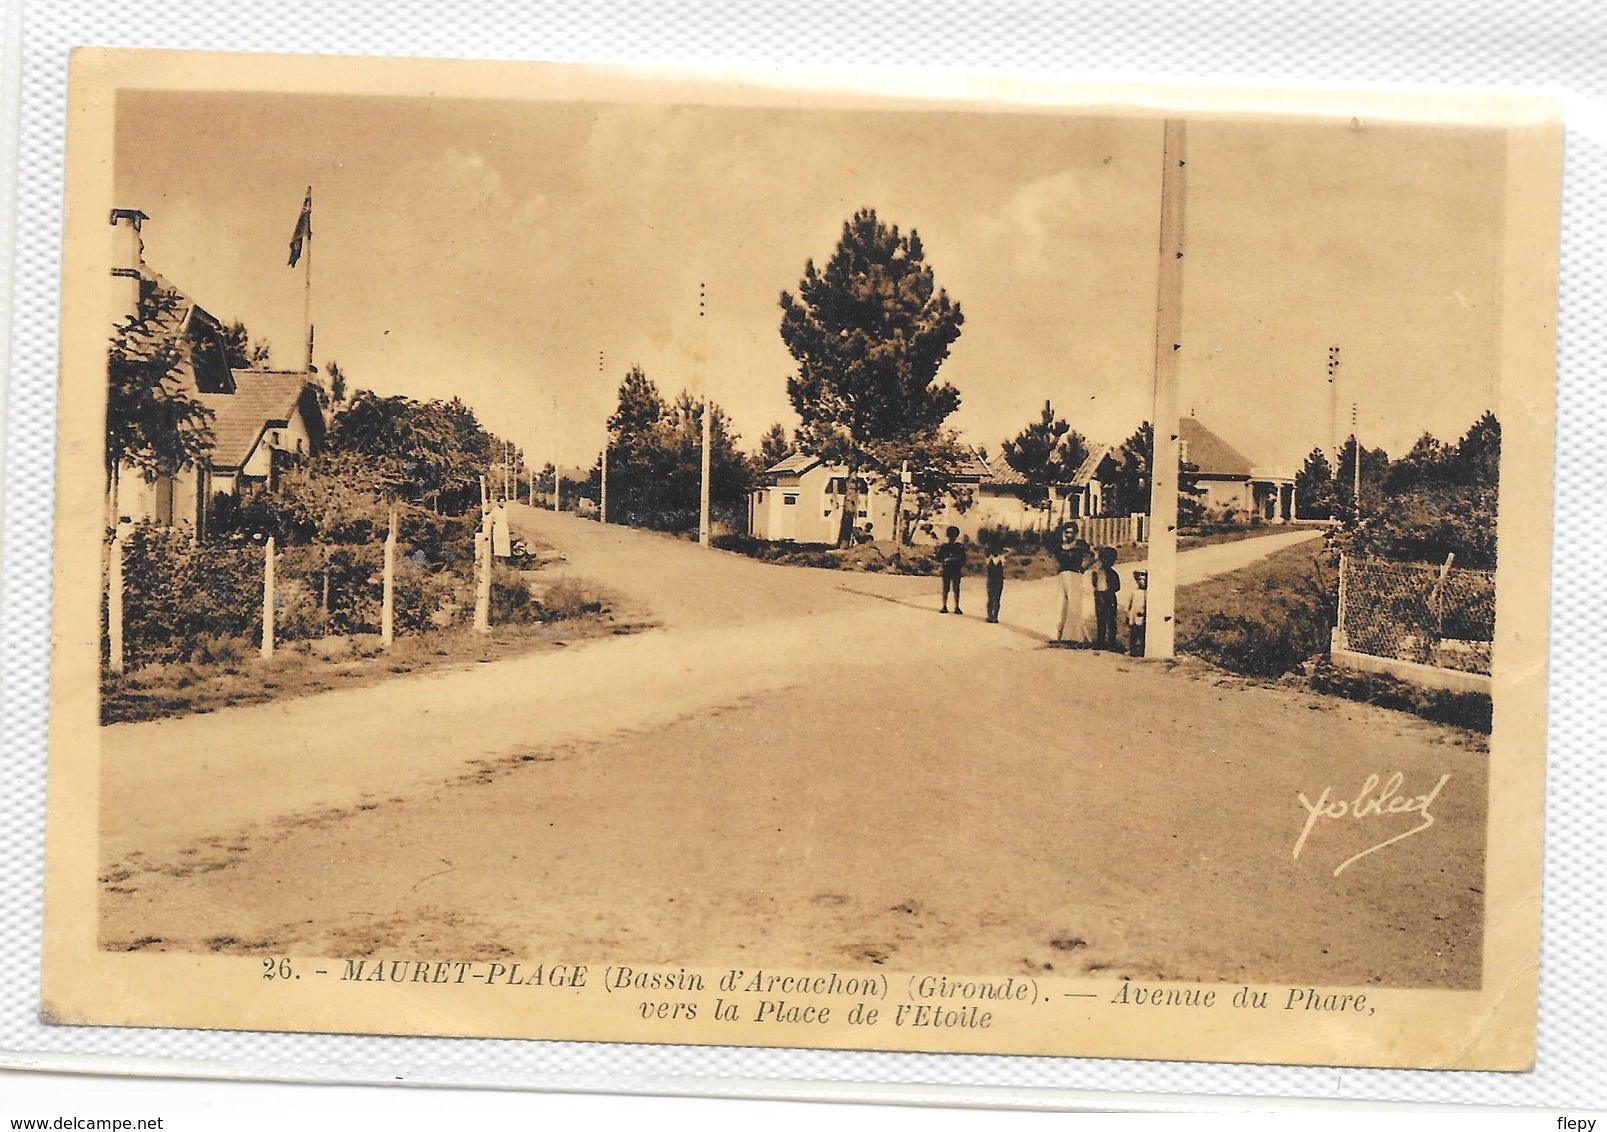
[99,512,1485,988]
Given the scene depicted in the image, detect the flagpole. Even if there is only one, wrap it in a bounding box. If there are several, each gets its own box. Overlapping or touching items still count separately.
[302,186,314,373]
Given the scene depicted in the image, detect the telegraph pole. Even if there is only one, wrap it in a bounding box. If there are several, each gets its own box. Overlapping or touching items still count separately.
[1351,400,1362,516]
[598,351,609,524]
[1145,118,1187,659]
[698,281,712,547]
[551,395,561,513]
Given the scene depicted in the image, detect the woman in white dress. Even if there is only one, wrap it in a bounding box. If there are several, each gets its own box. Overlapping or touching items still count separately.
[1054,533,1095,647]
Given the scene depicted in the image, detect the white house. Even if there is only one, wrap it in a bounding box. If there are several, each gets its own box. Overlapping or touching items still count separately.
[748,450,1040,544]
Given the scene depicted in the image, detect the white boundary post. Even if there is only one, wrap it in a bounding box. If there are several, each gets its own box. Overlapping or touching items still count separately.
[381,502,397,647]
[107,522,125,673]
[1332,551,1349,653]
[473,520,491,633]
[261,535,275,660]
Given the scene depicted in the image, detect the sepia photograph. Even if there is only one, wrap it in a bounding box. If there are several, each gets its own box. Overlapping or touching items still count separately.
[42,51,1560,1069]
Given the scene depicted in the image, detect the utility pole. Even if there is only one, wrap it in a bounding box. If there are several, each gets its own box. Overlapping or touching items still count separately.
[551,395,561,513]
[598,350,609,524]
[1351,401,1362,516]
[1145,118,1187,659]
[698,280,712,547]
[1327,346,1341,464]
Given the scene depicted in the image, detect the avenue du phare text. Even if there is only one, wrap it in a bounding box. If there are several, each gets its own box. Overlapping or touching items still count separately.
[321,960,1379,1027]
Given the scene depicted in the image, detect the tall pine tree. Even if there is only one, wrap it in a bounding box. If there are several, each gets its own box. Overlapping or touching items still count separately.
[779,209,965,546]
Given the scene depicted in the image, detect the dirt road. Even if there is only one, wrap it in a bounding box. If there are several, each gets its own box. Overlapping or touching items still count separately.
[100,514,1484,988]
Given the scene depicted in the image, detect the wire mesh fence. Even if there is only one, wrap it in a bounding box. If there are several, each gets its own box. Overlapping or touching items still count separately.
[1336,554,1495,675]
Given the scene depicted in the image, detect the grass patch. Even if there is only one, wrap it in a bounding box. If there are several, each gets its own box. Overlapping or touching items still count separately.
[1174,540,1491,734]
[1176,541,1337,679]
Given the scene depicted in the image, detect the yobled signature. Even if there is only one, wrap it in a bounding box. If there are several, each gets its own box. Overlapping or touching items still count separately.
[1293,772,1451,877]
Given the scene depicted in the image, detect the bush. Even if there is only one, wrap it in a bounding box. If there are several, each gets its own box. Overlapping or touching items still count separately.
[394,560,470,633]
[975,524,1049,552]
[539,576,608,618]
[1183,602,1328,678]
[115,525,266,667]
[399,510,479,567]
[275,544,384,636]
[712,534,843,569]
[490,569,540,624]
[489,569,609,625]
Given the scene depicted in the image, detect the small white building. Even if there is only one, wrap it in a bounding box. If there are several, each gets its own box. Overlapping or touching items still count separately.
[1180,417,1296,523]
[747,453,895,544]
[747,450,1040,544]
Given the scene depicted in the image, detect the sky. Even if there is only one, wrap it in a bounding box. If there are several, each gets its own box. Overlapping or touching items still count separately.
[112,86,1508,472]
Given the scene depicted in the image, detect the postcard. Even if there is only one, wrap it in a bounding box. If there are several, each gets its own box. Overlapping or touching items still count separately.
[42,49,1560,1070]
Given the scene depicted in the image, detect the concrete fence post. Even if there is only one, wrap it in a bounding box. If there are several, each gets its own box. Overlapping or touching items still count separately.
[261,535,276,660]
[473,524,491,633]
[1331,551,1348,654]
[107,523,126,673]
[381,503,397,647]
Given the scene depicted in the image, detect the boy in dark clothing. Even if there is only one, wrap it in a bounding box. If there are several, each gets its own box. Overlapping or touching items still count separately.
[984,538,1006,623]
[935,526,966,614]
[1091,545,1122,650]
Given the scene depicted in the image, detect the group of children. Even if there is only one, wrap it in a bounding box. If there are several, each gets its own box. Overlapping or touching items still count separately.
[934,526,1149,657]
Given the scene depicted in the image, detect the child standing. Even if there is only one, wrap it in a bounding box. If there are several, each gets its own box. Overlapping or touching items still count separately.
[935,526,966,615]
[1091,545,1122,650]
[984,539,1006,624]
[1126,569,1149,657]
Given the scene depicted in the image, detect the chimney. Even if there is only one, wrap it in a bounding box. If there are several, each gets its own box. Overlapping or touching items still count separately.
[109,208,148,325]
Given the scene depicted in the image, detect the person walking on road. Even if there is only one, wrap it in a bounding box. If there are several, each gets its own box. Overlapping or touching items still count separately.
[936,525,967,615]
[1053,530,1094,647]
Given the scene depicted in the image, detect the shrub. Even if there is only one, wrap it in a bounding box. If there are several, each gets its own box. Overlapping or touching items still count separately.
[115,525,265,666]
[539,576,608,618]
[275,544,385,636]
[490,569,540,624]
[394,560,470,634]
[1183,603,1326,678]
[487,569,610,625]
[976,525,1049,552]
[712,534,843,570]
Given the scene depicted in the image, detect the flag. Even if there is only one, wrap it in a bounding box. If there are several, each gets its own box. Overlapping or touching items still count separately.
[287,188,312,267]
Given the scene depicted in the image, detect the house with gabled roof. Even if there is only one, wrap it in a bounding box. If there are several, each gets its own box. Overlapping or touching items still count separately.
[1179,416,1295,523]
[197,371,326,496]
[109,208,324,537]
[747,447,1044,544]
